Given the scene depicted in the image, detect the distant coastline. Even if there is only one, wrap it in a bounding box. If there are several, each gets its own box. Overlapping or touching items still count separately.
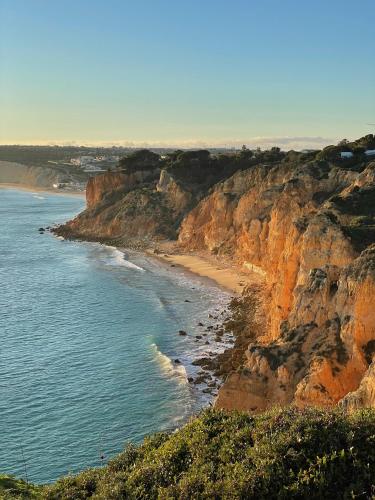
[0,183,85,197]
[0,159,87,195]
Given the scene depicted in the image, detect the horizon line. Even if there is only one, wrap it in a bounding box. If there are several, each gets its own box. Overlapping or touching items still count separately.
[0,135,341,151]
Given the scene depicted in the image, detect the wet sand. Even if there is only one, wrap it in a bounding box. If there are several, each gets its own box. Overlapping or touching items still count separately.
[155,253,256,294]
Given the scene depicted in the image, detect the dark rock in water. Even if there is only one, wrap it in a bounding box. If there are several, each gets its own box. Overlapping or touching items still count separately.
[174,359,181,364]
[192,357,211,367]
[178,330,187,336]
[188,377,194,383]
[38,228,45,231]
[184,299,191,303]
[205,341,210,345]
[193,373,209,385]
[198,322,204,326]
[195,335,202,339]
[202,388,213,394]
[171,264,176,267]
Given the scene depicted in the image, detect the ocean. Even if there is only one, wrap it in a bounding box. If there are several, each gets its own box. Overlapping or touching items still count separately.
[0,188,230,483]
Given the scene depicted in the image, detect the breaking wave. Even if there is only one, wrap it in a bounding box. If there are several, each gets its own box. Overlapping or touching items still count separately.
[102,246,145,271]
[150,343,188,384]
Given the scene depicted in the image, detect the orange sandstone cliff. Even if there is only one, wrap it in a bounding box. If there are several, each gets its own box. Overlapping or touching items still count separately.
[55,140,375,411]
[179,158,375,411]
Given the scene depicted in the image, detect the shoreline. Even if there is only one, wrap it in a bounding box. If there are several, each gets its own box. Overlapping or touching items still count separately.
[0,183,85,197]
[106,245,238,404]
[54,235,259,407]
[146,248,262,295]
[156,253,247,294]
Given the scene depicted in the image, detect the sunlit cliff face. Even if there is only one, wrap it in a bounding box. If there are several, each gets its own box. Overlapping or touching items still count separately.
[179,161,375,411]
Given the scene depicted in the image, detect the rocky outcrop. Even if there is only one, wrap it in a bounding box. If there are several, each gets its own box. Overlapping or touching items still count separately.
[86,169,160,208]
[341,361,375,410]
[156,169,193,213]
[55,167,195,245]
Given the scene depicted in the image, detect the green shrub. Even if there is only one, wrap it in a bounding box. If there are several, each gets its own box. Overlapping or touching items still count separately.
[38,406,375,499]
[0,474,41,499]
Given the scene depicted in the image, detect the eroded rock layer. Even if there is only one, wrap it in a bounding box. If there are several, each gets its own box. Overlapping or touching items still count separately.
[179,160,375,411]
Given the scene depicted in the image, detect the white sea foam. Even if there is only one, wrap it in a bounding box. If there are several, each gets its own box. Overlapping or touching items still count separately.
[33,195,45,200]
[103,246,145,271]
[150,343,188,384]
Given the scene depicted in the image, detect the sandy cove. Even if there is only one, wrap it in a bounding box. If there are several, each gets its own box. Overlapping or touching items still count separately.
[159,254,246,294]
[147,245,263,295]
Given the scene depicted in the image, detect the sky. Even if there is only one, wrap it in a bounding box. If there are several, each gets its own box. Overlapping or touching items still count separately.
[0,0,374,149]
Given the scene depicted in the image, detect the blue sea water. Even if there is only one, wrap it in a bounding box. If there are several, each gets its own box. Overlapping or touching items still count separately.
[0,189,230,483]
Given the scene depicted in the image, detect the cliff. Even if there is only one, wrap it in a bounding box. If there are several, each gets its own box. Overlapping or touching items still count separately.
[55,149,240,244]
[179,159,375,411]
[55,139,375,411]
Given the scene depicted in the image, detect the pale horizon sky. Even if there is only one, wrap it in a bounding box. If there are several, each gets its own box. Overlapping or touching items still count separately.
[1,0,374,149]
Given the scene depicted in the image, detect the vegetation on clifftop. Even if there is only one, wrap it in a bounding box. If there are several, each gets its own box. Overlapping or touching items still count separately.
[3,407,375,499]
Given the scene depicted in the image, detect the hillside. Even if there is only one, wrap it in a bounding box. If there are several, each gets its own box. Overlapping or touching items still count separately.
[54,136,375,413]
[2,407,375,499]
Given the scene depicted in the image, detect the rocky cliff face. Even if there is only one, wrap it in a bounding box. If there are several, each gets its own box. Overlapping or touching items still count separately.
[55,166,196,244]
[86,169,160,208]
[55,149,239,244]
[55,142,375,411]
[179,160,375,411]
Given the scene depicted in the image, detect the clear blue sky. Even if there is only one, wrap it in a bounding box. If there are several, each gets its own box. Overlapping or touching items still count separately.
[1,0,374,148]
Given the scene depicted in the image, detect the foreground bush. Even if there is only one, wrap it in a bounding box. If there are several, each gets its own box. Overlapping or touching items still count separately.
[5,406,375,499]
[0,474,41,499]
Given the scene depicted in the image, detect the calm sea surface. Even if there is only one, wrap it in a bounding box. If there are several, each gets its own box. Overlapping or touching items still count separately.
[0,189,229,483]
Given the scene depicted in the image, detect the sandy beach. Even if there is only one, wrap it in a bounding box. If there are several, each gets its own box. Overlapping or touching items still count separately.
[0,183,85,197]
[153,251,261,294]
